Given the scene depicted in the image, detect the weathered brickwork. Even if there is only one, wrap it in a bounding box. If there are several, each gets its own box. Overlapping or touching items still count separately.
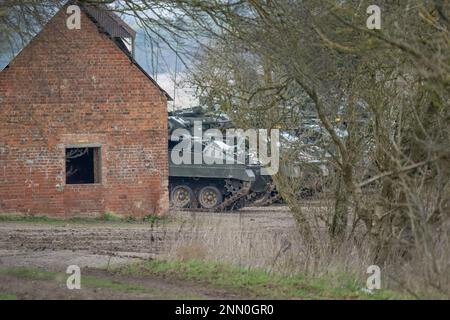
[0,7,169,217]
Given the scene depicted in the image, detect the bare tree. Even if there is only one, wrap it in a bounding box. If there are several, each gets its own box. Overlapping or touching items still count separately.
[2,0,448,296]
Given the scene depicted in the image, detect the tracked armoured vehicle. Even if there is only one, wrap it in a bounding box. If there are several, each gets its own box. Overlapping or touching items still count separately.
[167,107,272,211]
[167,107,335,210]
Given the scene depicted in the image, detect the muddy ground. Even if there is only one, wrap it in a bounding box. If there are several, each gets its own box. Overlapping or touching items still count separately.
[0,205,303,299]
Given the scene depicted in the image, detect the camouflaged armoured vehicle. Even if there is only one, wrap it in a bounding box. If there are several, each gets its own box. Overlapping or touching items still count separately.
[167,108,273,211]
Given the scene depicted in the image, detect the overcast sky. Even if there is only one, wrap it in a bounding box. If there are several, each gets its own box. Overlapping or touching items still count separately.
[0,18,198,110]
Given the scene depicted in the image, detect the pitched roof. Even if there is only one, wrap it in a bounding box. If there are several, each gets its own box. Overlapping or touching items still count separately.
[2,1,172,101]
[79,3,172,100]
[82,3,137,39]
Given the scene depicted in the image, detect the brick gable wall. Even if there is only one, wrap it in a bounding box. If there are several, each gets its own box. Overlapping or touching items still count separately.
[0,7,168,217]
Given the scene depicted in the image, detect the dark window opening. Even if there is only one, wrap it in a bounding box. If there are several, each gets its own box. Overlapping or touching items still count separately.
[65,147,101,184]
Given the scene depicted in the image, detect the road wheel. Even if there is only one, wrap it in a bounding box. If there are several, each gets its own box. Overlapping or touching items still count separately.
[171,185,194,208]
[198,186,223,209]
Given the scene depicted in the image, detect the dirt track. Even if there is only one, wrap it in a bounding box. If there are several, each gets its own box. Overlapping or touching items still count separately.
[0,205,298,299]
[0,267,245,300]
[0,206,296,266]
[0,224,170,262]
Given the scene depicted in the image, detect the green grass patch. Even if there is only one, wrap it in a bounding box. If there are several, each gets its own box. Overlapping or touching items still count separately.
[0,267,61,281]
[0,266,200,299]
[83,276,152,293]
[79,276,200,298]
[103,211,124,222]
[116,259,408,300]
[0,266,152,294]
[0,213,173,225]
[0,214,63,224]
[0,293,18,300]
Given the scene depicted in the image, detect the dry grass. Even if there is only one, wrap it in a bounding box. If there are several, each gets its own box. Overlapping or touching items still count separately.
[161,202,448,299]
[164,205,371,280]
[175,241,209,261]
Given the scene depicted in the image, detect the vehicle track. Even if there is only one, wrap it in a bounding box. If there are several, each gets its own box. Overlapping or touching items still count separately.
[0,224,174,258]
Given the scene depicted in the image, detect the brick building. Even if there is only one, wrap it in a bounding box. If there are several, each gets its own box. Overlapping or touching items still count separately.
[0,3,170,217]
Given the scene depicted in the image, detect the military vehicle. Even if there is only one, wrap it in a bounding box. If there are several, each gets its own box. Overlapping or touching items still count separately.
[167,108,272,211]
[166,107,334,211]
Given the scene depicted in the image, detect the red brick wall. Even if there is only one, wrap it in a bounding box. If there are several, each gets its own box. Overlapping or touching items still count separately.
[0,7,168,217]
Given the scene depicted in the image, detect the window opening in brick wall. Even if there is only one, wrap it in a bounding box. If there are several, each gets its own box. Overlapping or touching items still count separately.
[65,147,101,184]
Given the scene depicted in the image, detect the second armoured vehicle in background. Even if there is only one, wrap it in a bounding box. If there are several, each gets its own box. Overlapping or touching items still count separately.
[167,107,273,211]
